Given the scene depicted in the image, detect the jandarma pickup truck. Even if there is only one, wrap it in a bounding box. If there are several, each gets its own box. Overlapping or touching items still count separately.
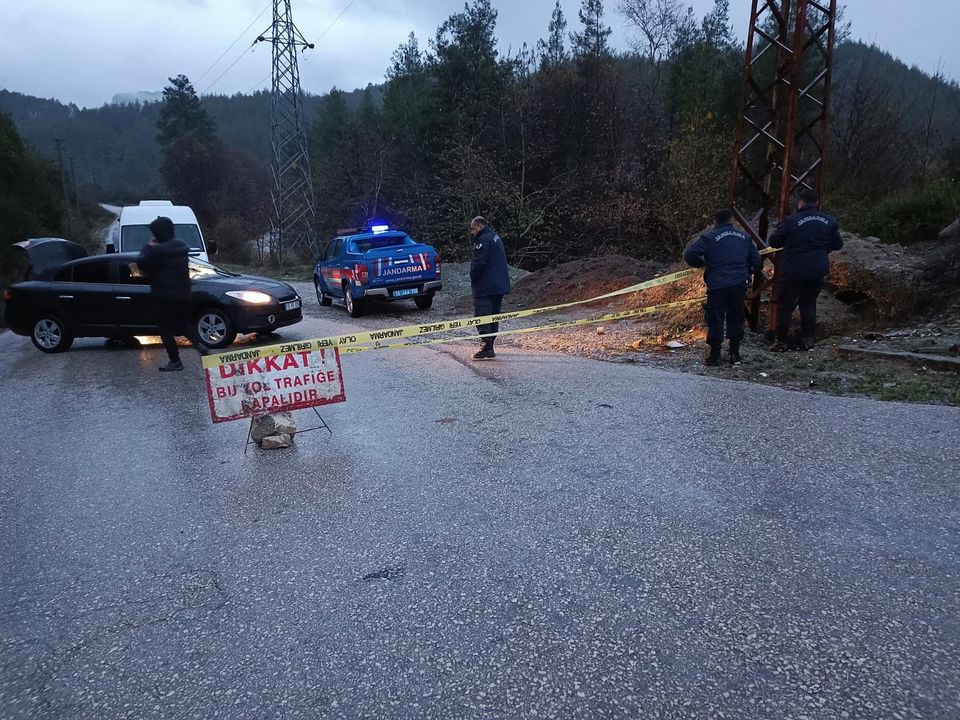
[313,224,442,317]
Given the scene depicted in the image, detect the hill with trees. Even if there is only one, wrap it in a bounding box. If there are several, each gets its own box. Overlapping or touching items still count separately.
[1,0,957,265]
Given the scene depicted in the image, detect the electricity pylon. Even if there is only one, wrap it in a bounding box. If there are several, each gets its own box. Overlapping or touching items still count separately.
[728,0,838,332]
[256,0,318,265]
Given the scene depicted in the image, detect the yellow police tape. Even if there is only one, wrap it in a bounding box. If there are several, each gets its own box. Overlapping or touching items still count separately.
[339,297,705,354]
[201,246,778,368]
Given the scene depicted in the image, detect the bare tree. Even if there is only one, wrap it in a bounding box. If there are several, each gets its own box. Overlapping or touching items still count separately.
[617,0,683,63]
[919,65,945,185]
[617,0,684,136]
[831,59,915,197]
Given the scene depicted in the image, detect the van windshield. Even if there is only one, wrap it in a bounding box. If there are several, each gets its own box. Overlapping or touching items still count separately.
[121,224,204,252]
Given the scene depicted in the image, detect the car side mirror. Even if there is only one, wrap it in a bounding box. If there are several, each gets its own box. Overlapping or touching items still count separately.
[207,242,218,256]
[105,243,116,254]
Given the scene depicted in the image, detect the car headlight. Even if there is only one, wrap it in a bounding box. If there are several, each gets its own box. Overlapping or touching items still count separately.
[226,290,273,305]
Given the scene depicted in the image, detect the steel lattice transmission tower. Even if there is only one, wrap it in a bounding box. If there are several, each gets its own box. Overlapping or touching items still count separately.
[727,0,838,332]
[256,1,318,265]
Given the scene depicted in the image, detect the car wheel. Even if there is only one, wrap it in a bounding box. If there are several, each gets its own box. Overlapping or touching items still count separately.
[196,307,237,349]
[315,278,332,306]
[343,285,364,318]
[414,293,434,310]
[31,315,73,353]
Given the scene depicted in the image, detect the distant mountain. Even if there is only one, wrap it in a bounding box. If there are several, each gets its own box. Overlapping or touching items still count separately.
[0,83,382,201]
[0,41,954,201]
[0,89,165,200]
[111,91,163,105]
[832,41,960,144]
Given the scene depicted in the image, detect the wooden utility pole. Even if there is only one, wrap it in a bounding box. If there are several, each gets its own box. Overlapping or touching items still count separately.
[53,138,73,235]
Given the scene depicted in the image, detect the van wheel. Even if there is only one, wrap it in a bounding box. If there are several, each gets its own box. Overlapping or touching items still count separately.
[414,293,434,310]
[315,278,332,306]
[343,284,364,318]
[31,315,73,353]
[196,307,237,349]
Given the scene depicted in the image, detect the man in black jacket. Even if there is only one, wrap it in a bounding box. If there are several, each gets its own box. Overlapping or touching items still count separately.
[137,216,202,371]
[769,189,843,351]
[684,208,763,366]
[469,216,512,360]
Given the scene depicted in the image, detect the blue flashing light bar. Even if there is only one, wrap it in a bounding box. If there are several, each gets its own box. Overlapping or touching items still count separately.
[371,224,390,234]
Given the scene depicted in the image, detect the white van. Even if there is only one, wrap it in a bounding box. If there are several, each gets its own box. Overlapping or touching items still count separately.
[109,201,216,262]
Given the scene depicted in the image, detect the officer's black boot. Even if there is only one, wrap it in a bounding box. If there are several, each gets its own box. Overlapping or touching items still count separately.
[799,335,816,351]
[728,340,743,366]
[703,346,721,366]
[473,342,496,361]
[769,336,789,352]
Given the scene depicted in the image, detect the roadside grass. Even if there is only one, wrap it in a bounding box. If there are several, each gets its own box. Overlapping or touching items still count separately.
[743,349,960,406]
[817,366,960,404]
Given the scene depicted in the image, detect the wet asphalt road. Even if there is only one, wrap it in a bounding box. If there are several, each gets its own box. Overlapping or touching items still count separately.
[1,301,960,720]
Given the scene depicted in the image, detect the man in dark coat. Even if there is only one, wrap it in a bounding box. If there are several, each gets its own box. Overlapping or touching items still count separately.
[684,208,763,366]
[136,216,201,371]
[469,216,512,360]
[768,189,843,351]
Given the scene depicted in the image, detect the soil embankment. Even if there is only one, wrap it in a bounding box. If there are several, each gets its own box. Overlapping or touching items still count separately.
[487,232,960,405]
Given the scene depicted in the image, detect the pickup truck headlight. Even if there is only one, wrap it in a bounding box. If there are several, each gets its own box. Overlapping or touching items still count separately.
[226,290,273,305]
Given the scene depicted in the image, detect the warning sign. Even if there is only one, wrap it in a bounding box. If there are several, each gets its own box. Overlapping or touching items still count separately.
[204,344,346,423]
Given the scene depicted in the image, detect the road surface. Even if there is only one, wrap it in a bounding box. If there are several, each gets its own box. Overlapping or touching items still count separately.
[1,305,959,719]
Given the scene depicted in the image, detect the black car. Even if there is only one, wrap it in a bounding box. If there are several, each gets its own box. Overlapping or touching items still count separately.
[3,239,302,353]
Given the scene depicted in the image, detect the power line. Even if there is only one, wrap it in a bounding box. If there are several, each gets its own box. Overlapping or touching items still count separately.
[201,41,259,96]
[310,0,358,46]
[247,0,358,94]
[195,2,271,84]
[247,69,270,94]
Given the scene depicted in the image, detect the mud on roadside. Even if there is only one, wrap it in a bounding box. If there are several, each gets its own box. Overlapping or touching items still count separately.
[491,245,960,406]
[236,246,960,406]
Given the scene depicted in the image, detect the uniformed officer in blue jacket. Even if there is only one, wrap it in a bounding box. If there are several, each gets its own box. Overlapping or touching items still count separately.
[768,189,843,351]
[684,208,763,366]
[469,216,512,360]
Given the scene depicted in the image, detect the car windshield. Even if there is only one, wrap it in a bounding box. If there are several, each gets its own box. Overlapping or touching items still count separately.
[121,224,205,252]
[188,258,238,280]
[351,235,415,252]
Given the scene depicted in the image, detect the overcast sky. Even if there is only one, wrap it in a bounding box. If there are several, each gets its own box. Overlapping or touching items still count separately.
[1,0,957,108]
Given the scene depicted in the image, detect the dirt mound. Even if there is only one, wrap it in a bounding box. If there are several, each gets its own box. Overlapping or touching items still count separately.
[505,253,713,338]
[910,234,960,312]
[502,234,949,341]
[826,233,926,323]
[939,217,960,240]
[507,255,667,310]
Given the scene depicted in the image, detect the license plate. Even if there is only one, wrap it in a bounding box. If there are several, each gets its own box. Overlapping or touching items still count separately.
[392,288,418,298]
[284,300,300,311]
